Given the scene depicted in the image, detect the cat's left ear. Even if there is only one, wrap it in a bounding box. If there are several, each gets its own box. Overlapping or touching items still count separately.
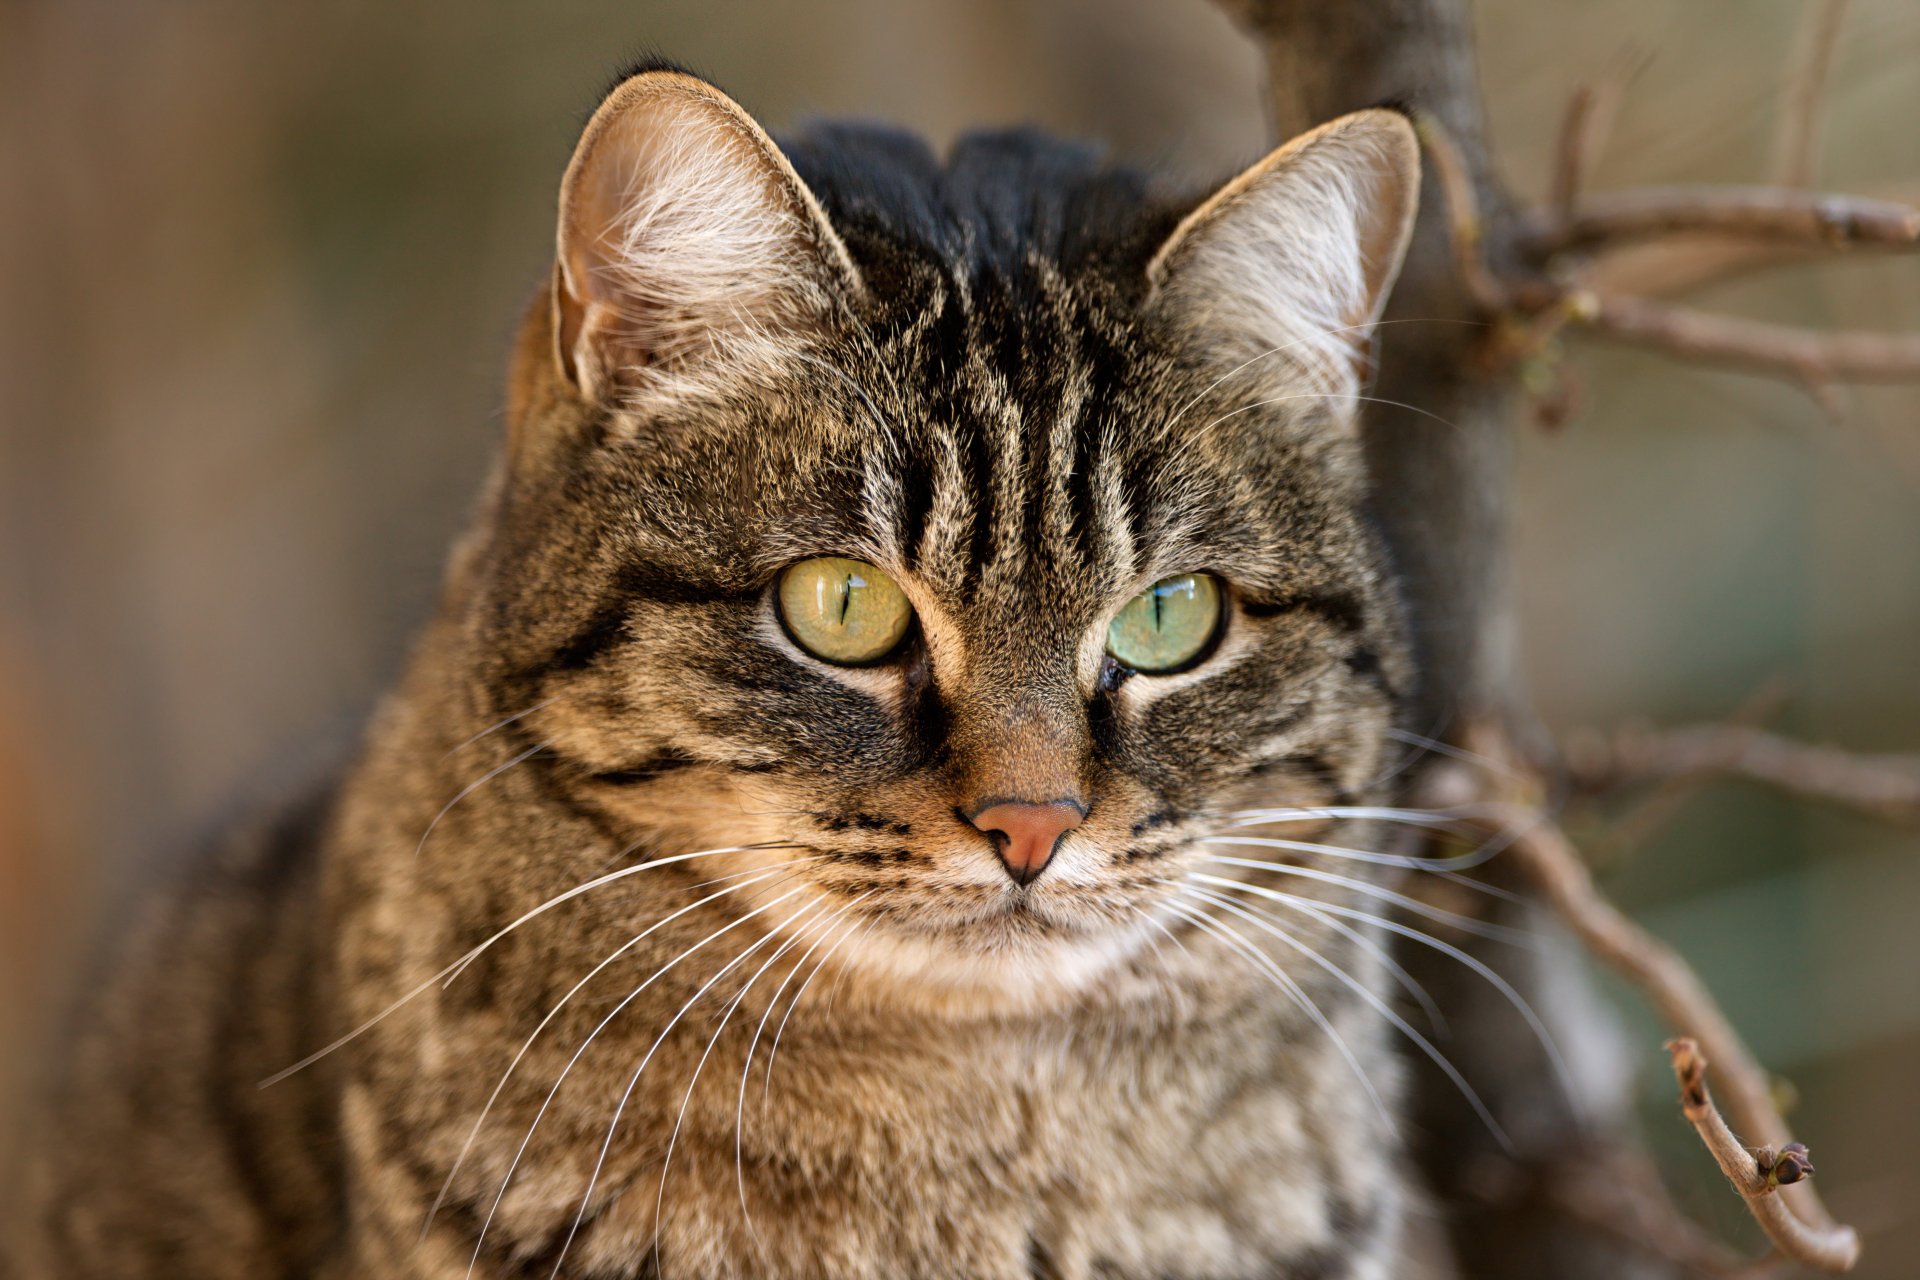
[552,69,863,409]
[1146,109,1420,390]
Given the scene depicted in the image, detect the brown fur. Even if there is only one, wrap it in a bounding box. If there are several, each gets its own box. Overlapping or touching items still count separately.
[4,69,1437,1279]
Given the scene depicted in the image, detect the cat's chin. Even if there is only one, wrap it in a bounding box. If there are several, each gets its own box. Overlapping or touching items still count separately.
[824,902,1163,1017]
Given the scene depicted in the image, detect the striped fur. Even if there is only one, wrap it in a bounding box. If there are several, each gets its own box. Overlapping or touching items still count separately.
[4,68,1434,1279]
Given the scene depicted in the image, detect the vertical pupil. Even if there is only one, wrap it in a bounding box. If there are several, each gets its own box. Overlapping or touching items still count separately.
[840,574,857,624]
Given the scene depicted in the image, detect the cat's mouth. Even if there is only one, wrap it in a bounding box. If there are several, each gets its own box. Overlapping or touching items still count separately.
[866,880,1139,944]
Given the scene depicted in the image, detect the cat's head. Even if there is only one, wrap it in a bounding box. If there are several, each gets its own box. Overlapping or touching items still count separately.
[465,67,1419,1013]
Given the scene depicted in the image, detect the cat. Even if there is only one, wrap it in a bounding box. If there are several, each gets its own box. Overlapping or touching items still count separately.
[3,62,1437,1279]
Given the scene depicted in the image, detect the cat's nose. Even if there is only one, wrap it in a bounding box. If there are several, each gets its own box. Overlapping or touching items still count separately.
[966,799,1086,887]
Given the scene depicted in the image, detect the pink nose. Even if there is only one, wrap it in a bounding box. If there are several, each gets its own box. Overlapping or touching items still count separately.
[966,800,1086,886]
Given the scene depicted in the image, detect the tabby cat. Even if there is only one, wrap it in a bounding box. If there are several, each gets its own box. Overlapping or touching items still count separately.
[4,63,1438,1279]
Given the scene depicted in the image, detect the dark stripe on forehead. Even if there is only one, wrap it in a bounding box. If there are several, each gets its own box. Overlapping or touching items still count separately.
[964,414,995,585]
[1066,411,1098,564]
[895,431,935,570]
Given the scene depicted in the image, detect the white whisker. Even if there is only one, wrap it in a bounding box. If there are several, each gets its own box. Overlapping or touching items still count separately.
[467,881,809,1277]
[261,843,792,1088]
[1207,830,1501,875]
[547,887,814,1279]
[419,861,812,1239]
[440,697,559,761]
[1200,876,1577,1107]
[651,895,836,1269]
[414,740,550,859]
[1197,852,1539,948]
[1385,727,1525,781]
[1164,896,1394,1134]
[733,893,874,1239]
[1183,881,1510,1153]
[760,910,878,1107]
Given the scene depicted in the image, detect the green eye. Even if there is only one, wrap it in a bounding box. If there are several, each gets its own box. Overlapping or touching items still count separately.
[777,557,914,666]
[1106,573,1224,673]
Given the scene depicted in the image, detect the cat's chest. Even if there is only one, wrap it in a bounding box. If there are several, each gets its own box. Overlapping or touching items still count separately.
[394,1010,1402,1280]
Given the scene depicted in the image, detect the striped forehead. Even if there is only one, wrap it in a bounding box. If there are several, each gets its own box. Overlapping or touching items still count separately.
[851,270,1196,618]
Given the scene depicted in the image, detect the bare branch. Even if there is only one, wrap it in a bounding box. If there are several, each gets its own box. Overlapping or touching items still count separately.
[1573,292,1920,407]
[1525,186,1920,258]
[1542,1144,1790,1278]
[1774,0,1853,188]
[1546,50,1644,218]
[1576,685,1792,867]
[1667,1040,1861,1272]
[1412,111,1514,314]
[1565,722,1920,822]
[1443,728,1860,1270]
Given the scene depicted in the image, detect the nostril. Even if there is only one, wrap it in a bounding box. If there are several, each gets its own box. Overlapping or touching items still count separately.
[964,798,1087,887]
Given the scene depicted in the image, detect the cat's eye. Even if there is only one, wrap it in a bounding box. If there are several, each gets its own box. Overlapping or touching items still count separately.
[1106,573,1224,673]
[777,557,914,666]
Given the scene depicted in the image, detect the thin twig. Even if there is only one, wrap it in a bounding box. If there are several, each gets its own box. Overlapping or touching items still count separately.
[1565,722,1920,823]
[1542,1143,1790,1278]
[1548,86,1600,219]
[1547,51,1642,218]
[1575,685,1792,867]
[1668,1039,1862,1272]
[1574,291,1920,412]
[1446,724,1860,1271]
[1774,0,1853,189]
[1412,112,1515,314]
[1526,186,1920,258]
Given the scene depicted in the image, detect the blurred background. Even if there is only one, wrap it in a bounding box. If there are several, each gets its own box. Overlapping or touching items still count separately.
[2,0,1915,1271]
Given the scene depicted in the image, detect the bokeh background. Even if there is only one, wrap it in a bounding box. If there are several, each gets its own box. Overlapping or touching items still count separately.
[2,0,1915,1271]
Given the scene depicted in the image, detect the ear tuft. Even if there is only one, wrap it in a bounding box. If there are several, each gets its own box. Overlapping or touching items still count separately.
[554,71,861,410]
[1147,109,1421,400]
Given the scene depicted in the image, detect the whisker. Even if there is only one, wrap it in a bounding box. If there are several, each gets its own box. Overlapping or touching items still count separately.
[414,739,551,859]
[469,881,811,1278]
[1163,896,1394,1134]
[651,896,837,1269]
[1183,882,1510,1153]
[760,911,879,1108]
[1158,317,1486,437]
[1203,879,1447,1035]
[1222,807,1542,904]
[1188,390,1468,445]
[440,697,559,761]
[733,894,873,1238]
[261,843,796,1088]
[418,861,812,1240]
[1206,830,1501,875]
[1385,727,1525,782]
[1200,876,1577,1107]
[546,888,815,1279]
[1197,852,1540,947]
[1363,707,1463,792]
[1223,803,1485,832]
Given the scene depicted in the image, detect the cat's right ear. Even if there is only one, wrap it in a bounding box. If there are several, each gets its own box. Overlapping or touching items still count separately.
[549,69,862,412]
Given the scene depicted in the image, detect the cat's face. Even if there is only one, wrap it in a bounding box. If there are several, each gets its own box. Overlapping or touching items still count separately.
[468,71,1419,1012]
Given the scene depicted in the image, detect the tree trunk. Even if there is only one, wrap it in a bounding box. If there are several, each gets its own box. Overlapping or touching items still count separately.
[1213,4,1680,1276]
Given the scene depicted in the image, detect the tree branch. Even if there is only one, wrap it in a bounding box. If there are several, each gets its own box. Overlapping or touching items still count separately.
[1773,0,1853,189]
[1563,722,1920,822]
[1454,777,1861,1271]
[1524,186,1920,258]
[1668,1039,1862,1272]
[1573,291,1920,410]
[1541,1144,1790,1278]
